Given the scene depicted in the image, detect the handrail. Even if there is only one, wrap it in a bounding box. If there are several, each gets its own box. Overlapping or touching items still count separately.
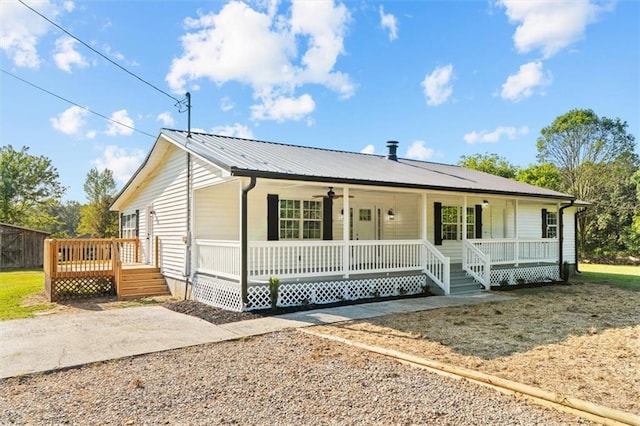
[463,239,490,289]
[423,240,450,295]
[111,238,123,297]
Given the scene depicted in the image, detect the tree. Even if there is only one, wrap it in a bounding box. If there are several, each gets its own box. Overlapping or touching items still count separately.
[0,145,65,229]
[77,168,119,237]
[458,153,519,179]
[516,163,562,191]
[537,109,637,255]
[48,200,82,238]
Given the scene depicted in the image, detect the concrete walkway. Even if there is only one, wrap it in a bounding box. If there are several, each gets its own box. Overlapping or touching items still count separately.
[0,292,513,379]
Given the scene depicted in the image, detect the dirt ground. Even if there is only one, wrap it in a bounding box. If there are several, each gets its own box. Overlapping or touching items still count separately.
[313,281,640,414]
[23,280,639,414]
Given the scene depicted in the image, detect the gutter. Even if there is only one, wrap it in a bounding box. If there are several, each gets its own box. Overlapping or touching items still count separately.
[241,176,257,307]
[558,200,575,281]
[574,207,588,273]
[184,152,192,300]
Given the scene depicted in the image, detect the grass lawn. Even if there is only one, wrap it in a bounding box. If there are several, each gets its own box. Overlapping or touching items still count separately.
[0,269,52,321]
[576,263,640,291]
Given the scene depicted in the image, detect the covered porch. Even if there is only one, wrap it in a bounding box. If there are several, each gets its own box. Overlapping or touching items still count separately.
[190,178,564,311]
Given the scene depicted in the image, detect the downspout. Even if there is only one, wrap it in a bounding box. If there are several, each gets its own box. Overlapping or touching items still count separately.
[574,207,588,273]
[558,200,575,281]
[184,152,192,300]
[241,176,257,307]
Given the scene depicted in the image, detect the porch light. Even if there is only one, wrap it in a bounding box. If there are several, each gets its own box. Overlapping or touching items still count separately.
[482,200,489,209]
[387,209,395,220]
[340,209,344,221]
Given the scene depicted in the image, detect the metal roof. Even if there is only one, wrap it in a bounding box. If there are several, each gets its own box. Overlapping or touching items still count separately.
[159,129,573,200]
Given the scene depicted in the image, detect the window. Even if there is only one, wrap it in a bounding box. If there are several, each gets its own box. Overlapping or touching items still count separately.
[121,213,137,238]
[441,206,476,240]
[279,199,322,240]
[546,211,557,239]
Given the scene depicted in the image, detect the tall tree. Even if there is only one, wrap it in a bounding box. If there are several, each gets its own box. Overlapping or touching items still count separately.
[458,153,519,179]
[48,200,83,238]
[77,168,119,237]
[0,145,65,229]
[537,109,637,254]
[516,163,562,191]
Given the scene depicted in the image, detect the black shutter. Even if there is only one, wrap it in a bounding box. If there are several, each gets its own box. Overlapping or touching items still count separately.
[322,196,333,240]
[434,202,442,245]
[475,205,482,239]
[120,213,124,238]
[135,209,140,237]
[541,208,548,238]
[267,194,279,241]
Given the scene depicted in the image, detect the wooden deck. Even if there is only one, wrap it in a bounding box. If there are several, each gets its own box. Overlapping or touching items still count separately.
[43,237,168,301]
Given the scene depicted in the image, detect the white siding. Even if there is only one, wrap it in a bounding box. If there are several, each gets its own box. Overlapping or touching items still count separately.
[116,144,190,282]
[194,181,240,240]
[563,208,576,264]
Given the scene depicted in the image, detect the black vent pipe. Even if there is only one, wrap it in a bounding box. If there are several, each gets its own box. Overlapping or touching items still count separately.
[387,140,399,161]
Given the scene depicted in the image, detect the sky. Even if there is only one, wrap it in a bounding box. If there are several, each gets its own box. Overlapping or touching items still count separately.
[1,0,639,203]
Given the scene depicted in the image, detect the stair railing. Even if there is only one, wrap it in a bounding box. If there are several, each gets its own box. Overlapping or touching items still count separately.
[111,238,123,297]
[422,240,451,295]
[462,239,490,289]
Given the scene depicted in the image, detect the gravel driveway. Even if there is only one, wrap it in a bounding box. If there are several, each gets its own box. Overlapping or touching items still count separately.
[1,330,590,425]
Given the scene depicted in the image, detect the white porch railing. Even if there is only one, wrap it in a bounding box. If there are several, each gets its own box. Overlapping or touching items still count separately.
[195,240,241,280]
[423,240,450,295]
[249,240,343,278]
[463,239,490,289]
[468,238,558,265]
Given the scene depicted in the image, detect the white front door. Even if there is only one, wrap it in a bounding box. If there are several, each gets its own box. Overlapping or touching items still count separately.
[354,206,379,240]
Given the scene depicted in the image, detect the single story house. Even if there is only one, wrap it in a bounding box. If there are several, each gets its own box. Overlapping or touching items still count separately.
[110,129,582,312]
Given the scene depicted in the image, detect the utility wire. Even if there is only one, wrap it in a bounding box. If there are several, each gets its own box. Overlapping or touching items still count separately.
[2,68,157,139]
[18,0,184,108]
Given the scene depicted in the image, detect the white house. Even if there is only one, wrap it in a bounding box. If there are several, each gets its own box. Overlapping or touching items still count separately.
[110,129,582,312]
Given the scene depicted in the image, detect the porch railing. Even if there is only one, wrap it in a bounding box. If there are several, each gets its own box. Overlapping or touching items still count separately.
[194,239,451,294]
[468,238,558,265]
[463,239,490,289]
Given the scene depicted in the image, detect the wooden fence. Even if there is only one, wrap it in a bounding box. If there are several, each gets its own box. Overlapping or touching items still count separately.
[43,238,143,301]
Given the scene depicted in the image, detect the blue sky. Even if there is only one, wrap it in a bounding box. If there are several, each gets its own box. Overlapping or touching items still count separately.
[1,0,639,202]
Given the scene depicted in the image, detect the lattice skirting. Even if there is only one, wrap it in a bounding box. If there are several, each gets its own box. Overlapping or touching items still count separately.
[247,274,427,311]
[490,265,560,287]
[47,275,115,302]
[192,274,244,312]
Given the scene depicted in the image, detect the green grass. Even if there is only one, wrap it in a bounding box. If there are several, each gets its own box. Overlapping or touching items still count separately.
[576,263,640,291]
[0,270,52,320]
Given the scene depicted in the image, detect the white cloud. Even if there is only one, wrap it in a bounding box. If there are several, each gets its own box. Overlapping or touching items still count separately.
[93,145,145,184]
[220,96,234,112]
[406,141,434,161]
[464,125,529,144]
[50,105,88,135]
[379,6,398,41]
[85,130,96,139]
[497,0,610,58]
[156,112,175,127]
[166,0,353,122]
[361,144,375,154]
[250,93,315,122]
[53,36,88,72]
[212,123,254,139]
[105,109,134,136]
[421,64,454,106]
[501,61,551,101]
[0,0,71,68]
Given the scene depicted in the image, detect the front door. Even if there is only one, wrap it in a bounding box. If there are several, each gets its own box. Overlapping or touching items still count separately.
[354,206,378,240]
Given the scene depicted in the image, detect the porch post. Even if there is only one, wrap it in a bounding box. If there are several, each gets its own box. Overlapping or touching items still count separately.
[342,187,350,278]
[421,192,428,273]
[463,196,468,241]
[514,199,519,266]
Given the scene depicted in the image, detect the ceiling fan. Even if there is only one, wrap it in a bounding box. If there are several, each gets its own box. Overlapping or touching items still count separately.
[312,187,353,199]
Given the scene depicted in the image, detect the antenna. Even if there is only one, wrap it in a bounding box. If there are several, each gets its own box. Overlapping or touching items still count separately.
[186,92,191,138]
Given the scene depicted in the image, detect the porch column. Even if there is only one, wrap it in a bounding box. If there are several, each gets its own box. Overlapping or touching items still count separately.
[463,196,468,241]
[421,193,428,241]
[342,186,350,278]
[514,199,519,266]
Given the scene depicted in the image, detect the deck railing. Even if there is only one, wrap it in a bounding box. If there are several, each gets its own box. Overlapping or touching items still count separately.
[468,238,558,265]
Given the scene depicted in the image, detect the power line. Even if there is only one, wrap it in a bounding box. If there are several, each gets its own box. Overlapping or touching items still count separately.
[2,68,157,139]
[18,0,185,108]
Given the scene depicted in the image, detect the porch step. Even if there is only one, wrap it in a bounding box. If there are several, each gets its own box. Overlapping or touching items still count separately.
[119,267,170,300]
[449,269,484,294]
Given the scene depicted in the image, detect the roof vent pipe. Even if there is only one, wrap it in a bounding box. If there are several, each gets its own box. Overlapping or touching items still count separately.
[387,140,399,161]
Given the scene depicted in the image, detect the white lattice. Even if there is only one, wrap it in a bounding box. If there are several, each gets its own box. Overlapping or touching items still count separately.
[490,265,559,287]
[192,274,244,312]
[246,274,427,311]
